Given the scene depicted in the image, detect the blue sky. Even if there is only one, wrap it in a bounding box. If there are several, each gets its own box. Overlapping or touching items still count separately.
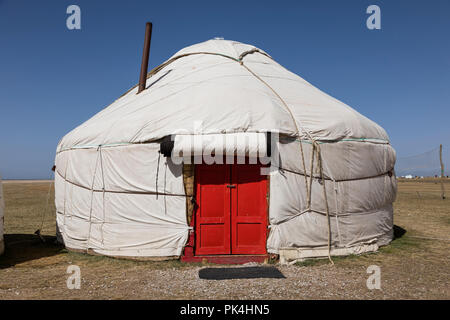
[0,0,449,179]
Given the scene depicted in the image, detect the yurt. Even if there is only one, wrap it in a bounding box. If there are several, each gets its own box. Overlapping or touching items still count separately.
[54,38,396,262]
[0,174,4,255]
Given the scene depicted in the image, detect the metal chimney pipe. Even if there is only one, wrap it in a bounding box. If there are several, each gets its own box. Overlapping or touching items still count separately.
[138,22,153,94]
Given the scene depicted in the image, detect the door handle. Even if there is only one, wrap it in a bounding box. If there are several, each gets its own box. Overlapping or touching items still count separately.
[226,184,236,188]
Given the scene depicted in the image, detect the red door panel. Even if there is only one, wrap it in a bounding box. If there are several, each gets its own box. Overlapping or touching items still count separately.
[195,163,267,255]
[195,164,230,255]
[231,164,267,254]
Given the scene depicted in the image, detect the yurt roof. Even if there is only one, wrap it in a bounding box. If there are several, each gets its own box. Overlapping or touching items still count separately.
[57,39,389,153]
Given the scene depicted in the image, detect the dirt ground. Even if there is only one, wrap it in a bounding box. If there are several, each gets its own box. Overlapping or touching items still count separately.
[0,179,449,300]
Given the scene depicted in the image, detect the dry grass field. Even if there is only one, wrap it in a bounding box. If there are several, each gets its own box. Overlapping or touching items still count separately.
[0,179,449,300]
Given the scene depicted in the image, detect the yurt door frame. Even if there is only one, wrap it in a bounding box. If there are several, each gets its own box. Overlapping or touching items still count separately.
[194,162,268,255]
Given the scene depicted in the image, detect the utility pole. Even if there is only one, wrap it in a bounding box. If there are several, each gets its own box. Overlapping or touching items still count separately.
[440,144,445,199]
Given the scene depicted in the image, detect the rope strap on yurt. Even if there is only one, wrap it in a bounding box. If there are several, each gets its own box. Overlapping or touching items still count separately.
[99,146,107,245]
[34,171,54,242]
[316,144,334,265]
[238,61,312,200]
[237,52,335,264]
[87,147,101,248]
[61,154,70,239]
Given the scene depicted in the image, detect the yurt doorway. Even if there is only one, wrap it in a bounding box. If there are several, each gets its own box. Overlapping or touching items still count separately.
[194,163,268,256]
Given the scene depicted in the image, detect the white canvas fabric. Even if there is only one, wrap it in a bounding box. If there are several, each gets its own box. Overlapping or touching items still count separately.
[55,39,396,258]
[0,175,4,255]
[172,133,267,163]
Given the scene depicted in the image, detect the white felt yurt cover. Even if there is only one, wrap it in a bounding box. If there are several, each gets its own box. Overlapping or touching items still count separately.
[55,39,396,258]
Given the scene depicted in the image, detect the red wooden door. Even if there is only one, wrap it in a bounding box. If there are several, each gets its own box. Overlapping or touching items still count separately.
[195,163,267,255]
[195,164,231,255]
[231,164,268,254]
